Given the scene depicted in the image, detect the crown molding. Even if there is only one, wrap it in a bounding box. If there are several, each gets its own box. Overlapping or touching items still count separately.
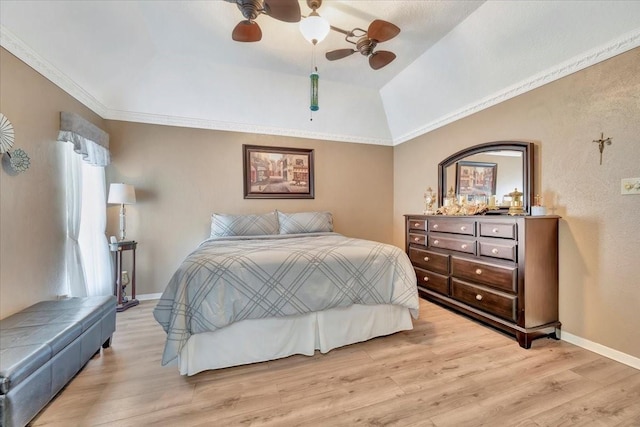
[104,109,394,146]
[0,25,109,118]
[392,28,640,146]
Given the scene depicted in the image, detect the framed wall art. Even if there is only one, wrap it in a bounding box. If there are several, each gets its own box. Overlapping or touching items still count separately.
[455,161,497,197]
[243,145,315,199]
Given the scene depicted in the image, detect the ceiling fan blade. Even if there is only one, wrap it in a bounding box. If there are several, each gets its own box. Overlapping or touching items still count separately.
[232,20,262,42]
[264,0,301,23]
[369,50,396,70]
[367,19,400,43]
[326,49,356,61]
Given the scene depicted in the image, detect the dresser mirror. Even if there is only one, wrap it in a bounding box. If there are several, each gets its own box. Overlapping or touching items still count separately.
[437,141,534,215]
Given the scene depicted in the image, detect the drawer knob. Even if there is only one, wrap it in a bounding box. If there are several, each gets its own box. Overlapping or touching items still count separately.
[476,294,483,301]
[423,277,429,282]
[414,237,420,242]
[423,256,430,262]
[491,248,499,254]
[475,268,483,275]
[492,228,499,233]
[414,223,420,227]
[461,226,467,231]
[461,244,468,250]
[432,224,439,229]
[433,240,439,245]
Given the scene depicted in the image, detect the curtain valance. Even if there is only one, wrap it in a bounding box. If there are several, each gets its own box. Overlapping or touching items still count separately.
[57,112,110,166]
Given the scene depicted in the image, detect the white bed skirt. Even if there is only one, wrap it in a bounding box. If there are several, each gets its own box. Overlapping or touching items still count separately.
[177,304,413,376]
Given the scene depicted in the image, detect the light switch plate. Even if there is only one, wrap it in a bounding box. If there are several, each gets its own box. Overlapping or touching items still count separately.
[621,178,640,195]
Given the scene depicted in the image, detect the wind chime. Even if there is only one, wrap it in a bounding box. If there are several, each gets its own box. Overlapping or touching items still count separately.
[299,0,330,120]
[309,48,319,120]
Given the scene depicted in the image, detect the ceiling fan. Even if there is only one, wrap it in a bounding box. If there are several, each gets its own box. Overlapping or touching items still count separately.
[326,20,401,70]
[225,0,301,42]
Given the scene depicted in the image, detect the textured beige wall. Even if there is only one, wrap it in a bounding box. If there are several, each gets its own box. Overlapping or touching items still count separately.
[0,48,106,317]
[394,47,640,358]
[104,121,394,297]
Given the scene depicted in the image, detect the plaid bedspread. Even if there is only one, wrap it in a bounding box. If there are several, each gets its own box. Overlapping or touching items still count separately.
[153,233,419,365]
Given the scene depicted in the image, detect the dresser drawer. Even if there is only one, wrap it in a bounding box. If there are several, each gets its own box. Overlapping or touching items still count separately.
[408,218,427,232]
[479,222,516,240]
[409,247,449,274]
[414,267,449,296]
[451,257,516,293]
[408,232,427,246]
[478,239,517,261]
[452,279,517,322]
[429,235,476,255]
[429,219,475,235]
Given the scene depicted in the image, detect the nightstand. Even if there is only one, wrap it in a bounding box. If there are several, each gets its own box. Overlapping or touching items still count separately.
[109,240,139,312]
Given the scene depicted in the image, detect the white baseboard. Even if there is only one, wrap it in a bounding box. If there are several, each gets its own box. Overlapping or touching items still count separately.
[137,293,162,301]
[561,331,640,370]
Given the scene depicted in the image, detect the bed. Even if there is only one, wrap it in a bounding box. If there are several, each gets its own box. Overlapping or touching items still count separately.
[153,211,419,375]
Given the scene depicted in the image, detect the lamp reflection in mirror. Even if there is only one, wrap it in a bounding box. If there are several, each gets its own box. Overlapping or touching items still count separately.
[108,183,136,241]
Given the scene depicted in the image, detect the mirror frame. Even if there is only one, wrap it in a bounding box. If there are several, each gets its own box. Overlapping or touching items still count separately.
[437,141,534,215]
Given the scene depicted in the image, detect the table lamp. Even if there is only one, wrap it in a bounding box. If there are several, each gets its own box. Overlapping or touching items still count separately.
[108,183,136,241]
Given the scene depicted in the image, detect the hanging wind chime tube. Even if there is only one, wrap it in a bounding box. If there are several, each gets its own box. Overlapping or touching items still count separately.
[309,43,319,120]
[310,67,319,111]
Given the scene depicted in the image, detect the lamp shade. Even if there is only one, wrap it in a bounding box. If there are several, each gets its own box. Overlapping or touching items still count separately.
[108,183,136,205]
[300,11,330,44]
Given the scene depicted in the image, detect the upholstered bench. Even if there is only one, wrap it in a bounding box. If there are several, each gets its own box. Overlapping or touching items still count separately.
[0,295,116,427]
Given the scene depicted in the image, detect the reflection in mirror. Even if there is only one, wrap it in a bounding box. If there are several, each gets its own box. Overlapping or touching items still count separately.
[438,141,534,215]
[445,151,523,206]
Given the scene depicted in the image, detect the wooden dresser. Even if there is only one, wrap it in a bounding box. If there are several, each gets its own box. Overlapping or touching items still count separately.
[405,214,560,348]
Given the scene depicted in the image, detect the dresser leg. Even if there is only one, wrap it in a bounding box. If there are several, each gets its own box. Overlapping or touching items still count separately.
[516,331,532,349]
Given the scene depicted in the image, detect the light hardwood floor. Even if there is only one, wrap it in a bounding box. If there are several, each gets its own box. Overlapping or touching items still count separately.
[32,299,640,426]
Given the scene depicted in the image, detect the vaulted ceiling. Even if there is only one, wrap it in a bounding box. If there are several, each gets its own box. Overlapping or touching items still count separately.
[1,1,639,146]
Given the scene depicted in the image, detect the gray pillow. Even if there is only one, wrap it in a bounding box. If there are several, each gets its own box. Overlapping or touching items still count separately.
[277,211,333,234]
[210,212,279,238]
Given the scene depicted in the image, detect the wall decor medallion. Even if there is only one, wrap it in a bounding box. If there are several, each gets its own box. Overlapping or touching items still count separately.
[0,113,15,154]
[243,145,315,199]
[8,148,31,173]
[0,113,31,174]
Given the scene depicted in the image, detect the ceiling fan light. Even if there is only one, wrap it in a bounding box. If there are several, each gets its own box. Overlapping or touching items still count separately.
[300,11,330,44]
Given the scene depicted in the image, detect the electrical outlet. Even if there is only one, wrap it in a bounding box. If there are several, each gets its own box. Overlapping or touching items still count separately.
[621,178,640,195]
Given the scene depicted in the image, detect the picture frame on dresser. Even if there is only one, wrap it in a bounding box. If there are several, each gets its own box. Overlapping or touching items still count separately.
[243,145,315,199]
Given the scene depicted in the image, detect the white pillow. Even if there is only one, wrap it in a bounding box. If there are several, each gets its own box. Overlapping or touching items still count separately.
[210,212,279,238]
[277,211,333,234]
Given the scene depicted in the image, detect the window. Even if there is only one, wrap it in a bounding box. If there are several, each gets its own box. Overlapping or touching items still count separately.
[58,112,112,297]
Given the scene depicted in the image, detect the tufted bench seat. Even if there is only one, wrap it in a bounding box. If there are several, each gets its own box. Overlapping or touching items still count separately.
[0,295,116,427]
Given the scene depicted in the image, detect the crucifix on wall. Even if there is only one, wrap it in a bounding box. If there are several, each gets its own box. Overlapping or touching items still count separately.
[592,133,612,165]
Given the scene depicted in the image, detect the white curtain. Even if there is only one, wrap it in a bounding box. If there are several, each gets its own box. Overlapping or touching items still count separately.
[79,162,113,296]
[58,112,113,297]
[63,144,88,297]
